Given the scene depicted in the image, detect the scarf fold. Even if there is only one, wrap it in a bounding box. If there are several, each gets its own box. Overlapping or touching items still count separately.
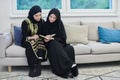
[25,18,38,36]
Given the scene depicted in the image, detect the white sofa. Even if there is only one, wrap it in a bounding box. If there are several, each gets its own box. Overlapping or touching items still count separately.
[1,21,120,72]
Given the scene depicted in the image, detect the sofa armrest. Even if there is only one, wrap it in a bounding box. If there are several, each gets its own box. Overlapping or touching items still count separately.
[0,32,13,59]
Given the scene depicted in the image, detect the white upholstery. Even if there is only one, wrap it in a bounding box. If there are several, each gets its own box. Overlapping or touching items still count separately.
[88,42,120,54]
[0,32,12,58]
[114,21,120,29]
[80,22,114,41]
[72,44,91,55]
[64,24,89,44]
[1,22,120,67]
[64,21,80,25]
[6,44,25,57]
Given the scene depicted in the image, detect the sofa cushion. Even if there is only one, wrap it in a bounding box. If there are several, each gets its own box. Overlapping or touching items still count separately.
[11,23,21,42]
[98,26,120,43]
[14,26,22,46]
[5,44,91,57]
[6,44,25,57]
[64,24,89,44]
[64,21,80,25]
[72,44,91,55]
[88,41,120,54]
[80,22,114,41]
[114,21,120,29]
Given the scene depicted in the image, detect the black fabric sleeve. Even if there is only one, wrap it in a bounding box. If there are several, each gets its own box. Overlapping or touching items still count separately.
[21,20,30,47]
[37,19,45,35]
[54,21,67,44]
[40,23,48,36]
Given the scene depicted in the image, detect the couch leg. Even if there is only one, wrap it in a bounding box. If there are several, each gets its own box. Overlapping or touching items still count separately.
[8,66,12,72]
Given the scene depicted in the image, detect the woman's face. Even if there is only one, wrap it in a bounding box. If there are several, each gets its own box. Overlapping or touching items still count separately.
[33,12,42,22]
[49,14,57,23]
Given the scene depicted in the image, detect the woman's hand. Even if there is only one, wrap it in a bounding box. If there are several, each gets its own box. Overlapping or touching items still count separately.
[28,35,39,40]
[44,35,54,42]
[33,35,39,40]
[44,35,51,42]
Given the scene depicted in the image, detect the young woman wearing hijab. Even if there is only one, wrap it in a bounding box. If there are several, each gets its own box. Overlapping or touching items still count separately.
[21,5,47,77]
[42,8,79,78]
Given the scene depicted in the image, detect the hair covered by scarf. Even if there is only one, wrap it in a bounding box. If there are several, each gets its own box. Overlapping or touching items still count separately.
[28,5,42,23]
[46,8,61,24]
[46,8,67,44]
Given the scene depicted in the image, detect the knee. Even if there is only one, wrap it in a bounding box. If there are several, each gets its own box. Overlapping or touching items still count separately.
[47,40,56,45]
[25,43,33,53]
[26,43,32,49]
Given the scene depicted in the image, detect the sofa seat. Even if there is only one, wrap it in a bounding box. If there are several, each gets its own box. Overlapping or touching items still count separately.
[6,43,91,57]
[88,41,120,54]
[2,21,120,72]
[6,44,25,57]
[72,44,91,55]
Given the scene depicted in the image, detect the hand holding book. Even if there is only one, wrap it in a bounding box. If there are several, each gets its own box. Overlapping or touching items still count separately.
[42,34,56,42]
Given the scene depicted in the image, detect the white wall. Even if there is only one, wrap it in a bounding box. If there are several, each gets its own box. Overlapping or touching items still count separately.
[0,0,120,32]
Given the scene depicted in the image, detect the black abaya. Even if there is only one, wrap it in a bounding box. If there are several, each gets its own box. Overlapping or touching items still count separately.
[46,40,75,78]
[21,6,45,77]
[42,8,75,78]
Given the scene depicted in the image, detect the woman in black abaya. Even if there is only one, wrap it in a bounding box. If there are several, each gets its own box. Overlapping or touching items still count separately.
[21,5,46,77]
[42,8,79,78]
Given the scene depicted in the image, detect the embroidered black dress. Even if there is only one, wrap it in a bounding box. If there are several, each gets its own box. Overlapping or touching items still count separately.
[42,8,75,78]
[21,6,46,77]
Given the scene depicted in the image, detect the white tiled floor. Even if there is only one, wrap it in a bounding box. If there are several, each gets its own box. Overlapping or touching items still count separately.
[0,62,120,80]
[0,61,120,72]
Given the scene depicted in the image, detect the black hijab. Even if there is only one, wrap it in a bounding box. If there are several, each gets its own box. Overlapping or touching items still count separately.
[28,5,41,23]
[45,8,67,44]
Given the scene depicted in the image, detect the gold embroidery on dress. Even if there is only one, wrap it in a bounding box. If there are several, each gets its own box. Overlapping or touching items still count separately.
[25,18,47,60]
